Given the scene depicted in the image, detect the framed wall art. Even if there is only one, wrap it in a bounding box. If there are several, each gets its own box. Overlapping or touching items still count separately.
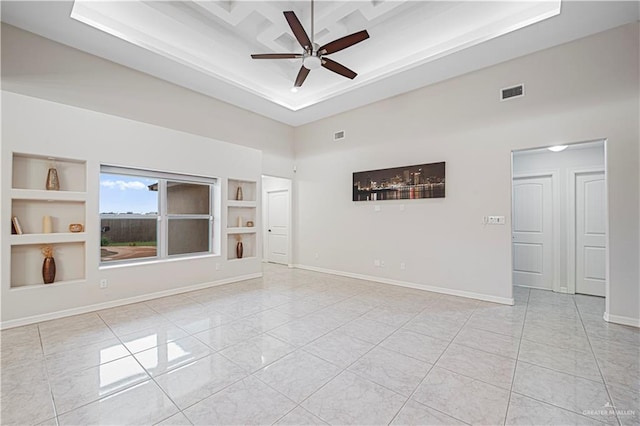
[353,161,445,201]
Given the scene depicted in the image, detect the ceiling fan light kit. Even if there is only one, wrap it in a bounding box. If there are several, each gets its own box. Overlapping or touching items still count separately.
[251,0,369,88]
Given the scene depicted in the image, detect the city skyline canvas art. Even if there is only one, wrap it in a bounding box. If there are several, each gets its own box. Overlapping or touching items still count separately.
[353,162,445,201]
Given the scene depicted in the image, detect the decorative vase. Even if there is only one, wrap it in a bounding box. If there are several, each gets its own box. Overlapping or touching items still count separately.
[46,168,60,191]
[236,241,244,259]
[42,256,56,284]
[236,186,243,201]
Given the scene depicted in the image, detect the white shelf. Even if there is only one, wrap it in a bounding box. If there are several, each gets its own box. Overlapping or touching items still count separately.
[12,153,86,192]
[10,153,88,289]
[228,179,256,202]
[227,256,257,262]
[226,179,257,260]
[9,279,86,291]
[227,227,257,235]
[10,232,86,246]
[227,200,257,208]
[11,189,87,202]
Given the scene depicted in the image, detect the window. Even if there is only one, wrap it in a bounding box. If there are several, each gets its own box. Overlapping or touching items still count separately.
[100,166,217,264]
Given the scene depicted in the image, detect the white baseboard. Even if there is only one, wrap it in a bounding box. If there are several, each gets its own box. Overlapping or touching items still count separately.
[603,312,640,328]
[0,273,262,330]
[294,264,514,306]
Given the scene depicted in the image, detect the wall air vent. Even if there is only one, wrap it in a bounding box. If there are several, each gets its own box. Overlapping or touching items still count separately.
[500,84,524,101]
[333,130,345,141]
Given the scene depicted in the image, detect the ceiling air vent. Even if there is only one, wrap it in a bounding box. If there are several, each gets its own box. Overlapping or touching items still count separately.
[500,84,524,101]
[334,130,346,141]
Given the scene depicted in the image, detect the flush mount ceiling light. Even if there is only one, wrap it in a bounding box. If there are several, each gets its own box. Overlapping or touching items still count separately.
[548,145,568,152]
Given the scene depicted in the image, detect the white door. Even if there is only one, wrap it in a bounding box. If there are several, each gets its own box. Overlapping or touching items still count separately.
[576,172,606,296]
[512,176,554,290]
[266,190,289,265]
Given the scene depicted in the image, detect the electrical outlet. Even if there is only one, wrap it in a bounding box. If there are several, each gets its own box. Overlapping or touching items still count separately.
[374,205,381,212]
[374,259,380,267]
[215,263,220,271]
[380,261,385,267]
[399,204,405,211]
[400,262,406,270]
[315,253,319,260]
[99,279,108,289]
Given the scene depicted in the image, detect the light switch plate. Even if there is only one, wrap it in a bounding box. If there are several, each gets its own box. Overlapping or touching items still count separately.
[486,215,505,225]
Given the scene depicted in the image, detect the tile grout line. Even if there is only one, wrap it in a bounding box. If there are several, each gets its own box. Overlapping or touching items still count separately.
[573,295,623,426]
[9,269,627,426]
[43,313,133,421]
[120,301,281,424]
[273,294,445,425]
[96,310,188,424]
[8,272,369,425]
[387,298,484,425]
[36,323,61,426]
[143,278,370,423]
[514,291,623,424]
[148,278,375,423]
[502,286,531,426]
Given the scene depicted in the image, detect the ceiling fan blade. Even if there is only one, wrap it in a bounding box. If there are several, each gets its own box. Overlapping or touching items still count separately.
[294,66,311,87]
[319,30,369,55]
[284,11,312,51]
[321,58,357,79]
[251,53,302,59]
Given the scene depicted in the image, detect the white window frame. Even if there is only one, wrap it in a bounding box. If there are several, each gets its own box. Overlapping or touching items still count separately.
[100,165,219,266]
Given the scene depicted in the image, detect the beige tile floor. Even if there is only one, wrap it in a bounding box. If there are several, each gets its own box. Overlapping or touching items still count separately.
[1,264,638,425]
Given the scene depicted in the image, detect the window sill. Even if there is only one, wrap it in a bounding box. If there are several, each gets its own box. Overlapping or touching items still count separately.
[99,253,221,270]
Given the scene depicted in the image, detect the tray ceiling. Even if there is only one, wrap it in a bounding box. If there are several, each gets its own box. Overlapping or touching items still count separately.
[2,1,638,126]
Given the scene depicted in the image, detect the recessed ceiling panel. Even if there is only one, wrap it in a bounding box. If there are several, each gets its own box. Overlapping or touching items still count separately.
[70,0,561,111]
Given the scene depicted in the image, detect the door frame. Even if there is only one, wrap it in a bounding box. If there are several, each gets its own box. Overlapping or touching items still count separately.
[261,178,293,266]
[567,167,606,295]
[512,170,561,293]
[265,189,291,266]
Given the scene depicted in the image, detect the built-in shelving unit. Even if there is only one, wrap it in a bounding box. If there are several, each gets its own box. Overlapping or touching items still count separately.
[9,153,87,288]
[227,179,257,260]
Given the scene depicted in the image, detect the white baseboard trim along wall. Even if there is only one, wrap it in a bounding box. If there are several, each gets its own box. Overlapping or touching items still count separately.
[0,273,262,330]
[295,264,515,306]
[604,312,640,328]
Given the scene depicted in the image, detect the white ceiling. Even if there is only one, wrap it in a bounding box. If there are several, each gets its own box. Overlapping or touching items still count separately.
[1,1,639,126]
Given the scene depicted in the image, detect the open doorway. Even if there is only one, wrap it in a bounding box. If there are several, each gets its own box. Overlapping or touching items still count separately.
[261,175,292,266]
[511,140,607,299]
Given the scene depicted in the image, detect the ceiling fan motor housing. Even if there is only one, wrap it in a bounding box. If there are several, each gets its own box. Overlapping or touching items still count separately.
[303,55,322,70]
[250,6,369,87]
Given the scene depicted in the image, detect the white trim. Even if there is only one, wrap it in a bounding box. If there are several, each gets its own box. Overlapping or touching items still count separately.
[567,167,606,295]
[604,312,640,328]
[264,189,291,266]
[512,171,561,292]
[0,272,261,330]
[294,264,514,306]
[262,175,293,267]
[602,140,611,316]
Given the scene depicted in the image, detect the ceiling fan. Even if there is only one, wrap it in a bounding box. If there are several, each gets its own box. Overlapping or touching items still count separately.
[250,0,370,88]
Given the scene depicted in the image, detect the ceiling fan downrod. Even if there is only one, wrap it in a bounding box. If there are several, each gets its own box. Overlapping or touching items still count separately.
[249,0,370,88]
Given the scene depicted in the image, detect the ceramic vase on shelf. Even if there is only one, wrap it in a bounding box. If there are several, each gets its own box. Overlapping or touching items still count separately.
[41,245,56,284]
[236,240,244,259]
[236,186,243,201]
[46,166,60,191]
